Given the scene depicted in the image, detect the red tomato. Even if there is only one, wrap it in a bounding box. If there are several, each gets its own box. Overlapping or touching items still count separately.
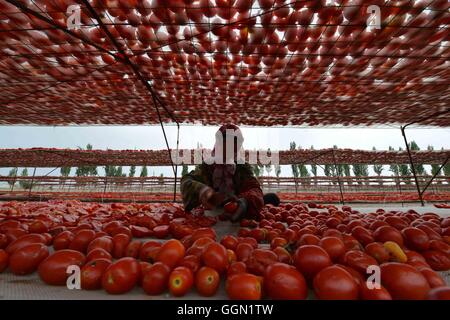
[9,243,49,275]
[226,273,262,300]
[337,264,365,287]
[72,224,92,233]
[240,219,252,227]
[0,249,8,273]
[28,220,49,234]
[41,233,53,246]
[249,228,267,243]
[224,201,238,214]
[351,226,374,246]
[272,246,292,264]
[360,282,392,300]
[443,236,450,244]
[169,266,194,297]
[266,230,280,242]
[94,231,108,239]
[0,220,21,231]
[271,237,288,250]
[195,266,220,297]
[385,216,409,230]
[191,228,217,241]
[294,245,332,279]
[235,243,254,262]
[227,261,247,277]
[313,265,359,300]
[273,221,286,232]
[181,235,193,249]
[6,234,46,254]
[102,257,140,294]
[264,263,308,300]
[220,235,238,250]
[240,237,258,248]
[202,242,228,273]
[156,239,185,269]
[142,262,171,295]
[419,268,447,288]
[139,240,161,263]
[427,287,450,300]
[282,228,298,244]
[373,226,404,246]
[81,258,111,290]
[170,224,193,240]
[69,229,96,253]
[326,218,340,229]
[4,228,27,242]
[102,221,122,235]
[38,250,86,286]
[323,228,343,239]
[402,227,430,251]
[246,249,278,276]
[112,233,131,259]
[417,225,442,241]
[369,220,389,231]
[153,225,170,239]
[380,262,430,300]
[125,240,142,258]
[342,250,378,275]
[110,226,132,239]
[53,231,74,251]
[180,254,201,273]
[422,250,450,271]
[47,226,65,237]
[186,237,214,257]
[297,234,320,246]
[139,262,153,285]
[319,236,346,261]
[86,248,112,262]
[405,250,428,263]
[87,236,113,254]
[365,242,390,264]
[130,225,153,238]
[429,240,450,255]
[0,234,9,249]
[342,234,364,251]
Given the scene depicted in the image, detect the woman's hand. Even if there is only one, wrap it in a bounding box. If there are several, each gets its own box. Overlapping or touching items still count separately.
[199,187,228,210]
[230,198,248,222]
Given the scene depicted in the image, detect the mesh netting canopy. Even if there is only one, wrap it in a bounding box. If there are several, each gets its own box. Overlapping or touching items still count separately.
[0,0,449,126]
[0,147,448,166]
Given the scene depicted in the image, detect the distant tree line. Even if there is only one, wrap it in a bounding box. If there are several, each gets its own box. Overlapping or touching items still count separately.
[248,140,449,181]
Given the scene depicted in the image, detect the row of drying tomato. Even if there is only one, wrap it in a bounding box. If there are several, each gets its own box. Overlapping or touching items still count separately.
[278,192,450,202]
[0,200,450,299]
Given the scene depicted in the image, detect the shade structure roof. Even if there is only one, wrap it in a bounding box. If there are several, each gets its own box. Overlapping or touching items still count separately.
[0,1,449,127]
[0,147,448,167]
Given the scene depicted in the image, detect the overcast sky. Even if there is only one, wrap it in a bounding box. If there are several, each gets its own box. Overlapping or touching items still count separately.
[0,125,449,177]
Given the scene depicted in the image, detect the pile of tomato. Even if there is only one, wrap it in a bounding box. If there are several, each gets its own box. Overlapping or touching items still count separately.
[0,200,449,300]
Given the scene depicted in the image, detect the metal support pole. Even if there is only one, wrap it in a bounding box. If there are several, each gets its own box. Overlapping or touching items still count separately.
[28,167,36,199]
[400,126,424,206]
[332,150,345,205]
[173,124,180,202]
[420,156,449,196]
[103,174,108,204]
[10,168,17,192]
[396,171,404,207]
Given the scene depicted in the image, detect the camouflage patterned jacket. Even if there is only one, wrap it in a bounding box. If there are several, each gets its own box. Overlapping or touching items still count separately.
[180,163,264,219]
